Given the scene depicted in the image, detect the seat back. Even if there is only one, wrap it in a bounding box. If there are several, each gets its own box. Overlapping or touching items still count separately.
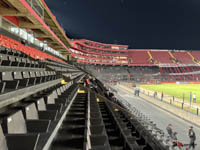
[2,111,27,134]
[29,72,35,78]
[56,88,61,96]
[90,135,107,147]
[0,72,13,81]
[36,98,47,111]
[25,103,39,120]
[13,72,23,80]
[45,93,56,104]
[22,72,30,78]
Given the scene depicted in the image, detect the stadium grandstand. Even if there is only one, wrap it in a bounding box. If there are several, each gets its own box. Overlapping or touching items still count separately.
[0,0,199,150]
[71,39,200,82]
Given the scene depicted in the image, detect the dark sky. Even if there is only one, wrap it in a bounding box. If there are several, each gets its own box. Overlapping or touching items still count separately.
[46,0,200,50]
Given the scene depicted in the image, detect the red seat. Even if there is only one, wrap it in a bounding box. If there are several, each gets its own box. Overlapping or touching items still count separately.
[0,34,66,64]
[128,50,151,65]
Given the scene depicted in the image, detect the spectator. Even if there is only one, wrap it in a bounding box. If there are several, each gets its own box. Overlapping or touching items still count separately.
[171,132,178,149]
[138,89,140,96]
[193,93,196,103]
[166,124,173,138]
[190,92,192,104]
[188,126,196,150]
[154,91,157,98]
[85,78,90,87]
[109,91,114,98]
[21,39,27,46]
[134,89,137,96]
[161,92,164,100]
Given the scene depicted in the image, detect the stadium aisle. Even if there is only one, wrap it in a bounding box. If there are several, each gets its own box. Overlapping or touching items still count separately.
[113,86,200,149]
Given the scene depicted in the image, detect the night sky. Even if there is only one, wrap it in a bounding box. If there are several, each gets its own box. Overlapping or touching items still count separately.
[46,0,200,50]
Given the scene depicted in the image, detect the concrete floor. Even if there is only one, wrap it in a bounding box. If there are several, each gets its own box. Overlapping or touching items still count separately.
[112,86,200,149]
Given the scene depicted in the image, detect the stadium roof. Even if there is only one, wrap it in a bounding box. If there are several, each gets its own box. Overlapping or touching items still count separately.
[0,0,71,57]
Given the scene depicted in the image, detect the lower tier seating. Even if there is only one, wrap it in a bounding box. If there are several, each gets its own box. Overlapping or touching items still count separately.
[0,81,79,150]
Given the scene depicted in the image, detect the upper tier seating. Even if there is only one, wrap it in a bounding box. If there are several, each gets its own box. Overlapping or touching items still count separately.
[0,34,65,64]
[190,51,200,63]
[150,51,173,64]
[172,52,194,64]
[129,50,151,64]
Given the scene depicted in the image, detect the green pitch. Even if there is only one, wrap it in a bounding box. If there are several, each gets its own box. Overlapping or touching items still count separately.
[140,83,200,103]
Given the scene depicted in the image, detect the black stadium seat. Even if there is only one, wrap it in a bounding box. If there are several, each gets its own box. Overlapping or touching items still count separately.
[19,72,29,87]
[5,72,20,91]
[9,56,18,66]
[6,132,39,150]
[0,54,11,66]
[0,72,15,93]
[28,72,36,85]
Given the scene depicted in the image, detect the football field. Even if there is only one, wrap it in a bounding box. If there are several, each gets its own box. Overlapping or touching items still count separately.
[140,83,200,103]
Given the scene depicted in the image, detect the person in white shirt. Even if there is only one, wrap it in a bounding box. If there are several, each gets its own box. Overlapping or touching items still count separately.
[193,93,196,103]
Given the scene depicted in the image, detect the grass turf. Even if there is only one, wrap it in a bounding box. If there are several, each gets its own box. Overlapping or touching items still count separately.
[140,83,200,103]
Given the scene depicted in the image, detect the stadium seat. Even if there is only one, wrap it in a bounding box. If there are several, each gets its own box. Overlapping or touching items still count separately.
[19,72,30,87]
[0,72,16,93]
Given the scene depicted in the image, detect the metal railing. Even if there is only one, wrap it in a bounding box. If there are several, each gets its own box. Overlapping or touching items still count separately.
[25,0,44,20]
[140,88,200,116]
[114,94,173,149]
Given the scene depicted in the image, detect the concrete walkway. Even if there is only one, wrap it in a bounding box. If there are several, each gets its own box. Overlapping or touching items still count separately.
[112,85,200,149]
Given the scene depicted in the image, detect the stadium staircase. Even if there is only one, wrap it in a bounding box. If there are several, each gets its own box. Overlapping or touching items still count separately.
[190,51,200,64]
[50,93,87,150]
[172,52,195,64]
[147,51,157,64]
[168,51,178,64]
[187,52,198,64]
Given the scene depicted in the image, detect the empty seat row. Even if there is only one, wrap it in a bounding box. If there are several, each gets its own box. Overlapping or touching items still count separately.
[0,53,44,68]
[45,59,79,74]
[0,71,58,94]
[0,47,27,58]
